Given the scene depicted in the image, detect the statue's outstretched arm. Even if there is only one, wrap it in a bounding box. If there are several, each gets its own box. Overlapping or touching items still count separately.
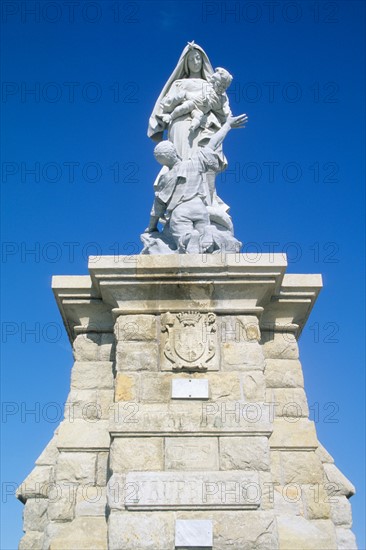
[207,114,248,151]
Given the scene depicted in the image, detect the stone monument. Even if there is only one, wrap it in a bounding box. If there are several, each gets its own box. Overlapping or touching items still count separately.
[17,42,357,550]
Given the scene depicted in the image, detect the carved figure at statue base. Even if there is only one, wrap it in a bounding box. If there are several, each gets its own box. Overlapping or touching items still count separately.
[142,114,247,254]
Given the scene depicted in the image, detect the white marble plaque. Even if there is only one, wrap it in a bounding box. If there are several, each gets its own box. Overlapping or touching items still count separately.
[172,378,209,399]
[175,519,212,548]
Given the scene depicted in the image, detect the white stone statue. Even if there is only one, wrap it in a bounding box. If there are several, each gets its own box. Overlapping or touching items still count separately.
[142,41,248,254]
[148,41,231,208]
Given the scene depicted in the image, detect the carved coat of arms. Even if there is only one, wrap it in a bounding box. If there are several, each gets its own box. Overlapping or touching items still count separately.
[161,312,217,371]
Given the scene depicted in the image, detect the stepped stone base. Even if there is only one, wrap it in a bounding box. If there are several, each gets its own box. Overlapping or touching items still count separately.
[17,254,357,549]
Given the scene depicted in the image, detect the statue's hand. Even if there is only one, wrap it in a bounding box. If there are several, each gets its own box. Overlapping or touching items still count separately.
[228,114,248,128]
[161,114,172,125]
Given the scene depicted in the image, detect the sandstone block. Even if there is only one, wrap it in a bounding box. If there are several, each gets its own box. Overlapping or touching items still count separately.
[270,451,282,484]
[56,452,96,483]
[115,314,156,341]
[277,516,337,549]
[65,389,97,418]
[219,316,242,343]
[281,451,324,484]
[17,465,53,501]
[35,433,59,466]
[48,481,76,521]
[165,437,219,470]
[220,315,261,343]
[23,498,48,531]
[241,371,266,401]
[212,510,278,549]
[323,463,355,497]
[108,511,174,550]
[57,419,110,450]
[221,341,265,371]
[265,388,309,417]
[269,418,318,450]
[73,333,100,361]
[95,389,114,419]
[330,495,352,527]
[75,486,107,516]
[302,484,331,519]
[96,452,109,486]
[65,389,114,421]
[110,437,163,472]
[335,527,357,550]
[209,372,242,400]
[261,331,299,359]
[114,373,139,402]
[99,333,115,360]
[141,372,171,402]
[73,333,114,361]
[220,436,270,471]
[19,531,44,550]
[264,359,304,388]
[273,485,304,516]
[46,517,108,550]
[116,341,158,371]
[316,442,334,464]
[258,471,275,511]
[71,361,114,390]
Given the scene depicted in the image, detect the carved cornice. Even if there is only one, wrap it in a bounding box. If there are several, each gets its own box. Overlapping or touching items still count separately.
[52,254,322,342]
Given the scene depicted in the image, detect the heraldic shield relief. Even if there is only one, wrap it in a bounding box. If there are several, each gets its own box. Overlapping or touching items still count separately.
[161,311,217,371]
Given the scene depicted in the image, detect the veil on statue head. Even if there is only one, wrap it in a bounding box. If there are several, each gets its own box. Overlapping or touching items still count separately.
[147,41,214,142]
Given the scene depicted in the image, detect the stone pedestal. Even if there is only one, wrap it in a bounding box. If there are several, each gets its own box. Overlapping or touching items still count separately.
[17,254,357,549]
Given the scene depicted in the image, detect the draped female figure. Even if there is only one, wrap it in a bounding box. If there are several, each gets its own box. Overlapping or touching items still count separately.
[148,41,232,217]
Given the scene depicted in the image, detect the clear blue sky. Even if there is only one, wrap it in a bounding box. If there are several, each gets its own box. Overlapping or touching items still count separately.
[1,1,365,548]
